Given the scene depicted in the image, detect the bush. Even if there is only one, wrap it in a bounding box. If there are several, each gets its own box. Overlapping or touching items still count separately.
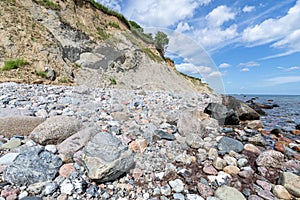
[1,59,28,71]
[96,27,110,40]
[108,21,120,29]
[154,31,169,52]
[36,71,47,78]
[34,0,60,10]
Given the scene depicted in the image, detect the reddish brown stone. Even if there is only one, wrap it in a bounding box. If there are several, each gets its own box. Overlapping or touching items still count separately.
[203,165,218,175]
[59,163,76,178]
[197,182,214,198]
[129,139,148,154]
[274,142,285,153]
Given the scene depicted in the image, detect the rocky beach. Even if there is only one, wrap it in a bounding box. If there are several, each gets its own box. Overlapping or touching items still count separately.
[0,82,299,200]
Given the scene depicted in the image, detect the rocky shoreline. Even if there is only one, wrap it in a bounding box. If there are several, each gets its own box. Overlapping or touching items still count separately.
[0,82,299,200]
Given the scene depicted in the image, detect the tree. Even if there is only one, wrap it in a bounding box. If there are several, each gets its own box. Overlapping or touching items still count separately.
[154,31,169,54]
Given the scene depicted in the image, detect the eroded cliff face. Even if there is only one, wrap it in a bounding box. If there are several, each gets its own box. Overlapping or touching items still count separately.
[0,0,213,93]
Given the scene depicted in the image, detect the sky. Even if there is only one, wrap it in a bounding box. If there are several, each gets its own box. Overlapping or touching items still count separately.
[97,0,300,94]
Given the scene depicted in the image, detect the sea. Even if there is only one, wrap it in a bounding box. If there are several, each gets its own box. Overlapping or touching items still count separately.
[233,94,300,131]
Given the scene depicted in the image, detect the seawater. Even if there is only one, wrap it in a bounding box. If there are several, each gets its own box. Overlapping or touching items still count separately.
[233,95,300,131]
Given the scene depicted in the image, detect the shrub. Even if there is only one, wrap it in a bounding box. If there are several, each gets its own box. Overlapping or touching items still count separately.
[1,59,28,71]
[109,77,117,85]
[96,27,110,40]
[36,70,47,78]
[154,31,169,52]
[108,21,120,29]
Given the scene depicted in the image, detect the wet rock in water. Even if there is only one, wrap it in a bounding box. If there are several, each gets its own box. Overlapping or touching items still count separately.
[0,116,44,138]
[246,120,264,130]
[30,116,81,145]
[218,136,244,153]
[215,185,246,200]
[270,128,282,136]
[256,150,284,168]
[82,132,134,182]
[296,124,300,130]
[222,95,260,121]
[278,172,300,197]
[57,126,98,161]
[3,146,62,186]
[248,103,266,116]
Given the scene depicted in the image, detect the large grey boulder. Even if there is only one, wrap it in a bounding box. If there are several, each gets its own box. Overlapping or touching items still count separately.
[204,103,240,125]
[177,110,204,137]
[57,126,98,161]
[29,116,81,145]
[222,95,260,121]
[0,116,44,138]
[3,146,62,186]
[82,132,134,182]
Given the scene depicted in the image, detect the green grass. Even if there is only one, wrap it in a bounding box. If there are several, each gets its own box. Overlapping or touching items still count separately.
[58,77,70,83]
[35,0,60,10]
[108,21,120,29]
[89,0,130,29]
[36,70,47,78]
[109,77,117,85]
[1,59,28,71]
[96,27,110,40]
[142,48,163,62]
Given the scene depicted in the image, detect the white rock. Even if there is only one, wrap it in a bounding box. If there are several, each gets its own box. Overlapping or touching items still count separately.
[169,179,185,193]
[45,145,57,154]
[186,194,205,200]
[60,178,74,195]
[0,153,19,165]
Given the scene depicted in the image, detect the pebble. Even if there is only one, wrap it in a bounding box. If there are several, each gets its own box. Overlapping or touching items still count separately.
[59,163,76,178]
[272,185,292,200]
[223,166,240,174]
[215,185,246,200]
[161,185,172,196]
[1,139,21,149]
[186,194,205,200]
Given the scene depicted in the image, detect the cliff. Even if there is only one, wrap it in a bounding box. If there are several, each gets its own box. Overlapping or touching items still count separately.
[0,0,213,93]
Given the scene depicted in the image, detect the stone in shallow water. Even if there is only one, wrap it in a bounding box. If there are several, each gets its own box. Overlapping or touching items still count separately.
[3,146,62,186]
[218,136,244,153]
[82,132,134,182]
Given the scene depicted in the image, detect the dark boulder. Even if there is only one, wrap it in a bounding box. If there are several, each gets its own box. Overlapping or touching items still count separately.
[249,103,266,115]
[296,124,300,130]
[222,95,260,121]
[204,103,239,125]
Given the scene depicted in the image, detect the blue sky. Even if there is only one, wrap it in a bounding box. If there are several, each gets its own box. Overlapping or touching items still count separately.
[97,0,300,94]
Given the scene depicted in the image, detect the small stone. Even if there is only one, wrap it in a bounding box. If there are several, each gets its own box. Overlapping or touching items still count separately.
[173,193,185,200]
[223,166,240,174]
[18,191,28,199]
[186,194,205,200]
[45,145,57,154]
[291,130,300,135]
[57,194,68,200]
[59,163,76,178]
[247,120,264,130]
[203,165,218,175]
[129,139,148,154]
[161,185,171,196]
[256,150,284,168]
[60,178,74,195]
[223,155,237,166]
[248,195,263,200]
[208,148,218,160]
[244,144,262,155]
[86,185,99,198]
[216,172,231,186]
[215,185,246,200]
[278,172,300,197]
[0,153,19,165]
[256,180,272,191]
[218,136,244,153]
[238,169,254,179]
[273,185,292,200]
[27,182,47,194]
[169,179,185,193]
[154,130,176,141]
[1,139,21,149]
[257,190,275,200]
[197,182,214,198]
[237,158,248,167]
[213,157,227,170]
[248,134,266,146]
[155,172,165,180]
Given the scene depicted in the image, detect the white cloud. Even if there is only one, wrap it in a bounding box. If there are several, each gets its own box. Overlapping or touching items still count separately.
[279,66,300,71]
[238,61,260,67]
[176,63,213,74]
[96,0,122,12]
[219,63,231,68]
[125,0,203,27]
[242,0,300,51]
[240,68,250,72]
[266,76,300,86]
[242,5,255,13]
[176,22,192,33]
[206,5,236,28]
[208,71,222,77]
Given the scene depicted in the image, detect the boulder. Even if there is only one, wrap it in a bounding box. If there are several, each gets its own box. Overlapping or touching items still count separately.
[57,127,98,161]
[256,150,284,168]
[3,146,62,186]
[29,116,81,145]
[218,136,244,153]
[0,116,44,138]
[82,132,134,182]
[222,95,260,121]
[204,103,239,125]
[278,172,300,197]
[215,185,246,200]
[177,110,205,137]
